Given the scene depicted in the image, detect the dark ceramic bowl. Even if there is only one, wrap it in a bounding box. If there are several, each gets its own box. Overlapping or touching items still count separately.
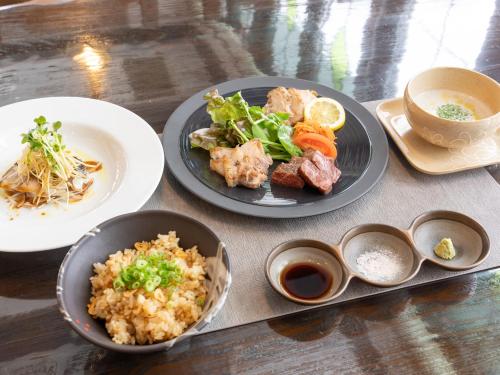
[56,210,231,353]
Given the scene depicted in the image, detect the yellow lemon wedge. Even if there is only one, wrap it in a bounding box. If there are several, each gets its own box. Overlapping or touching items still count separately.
[304,97,346,131]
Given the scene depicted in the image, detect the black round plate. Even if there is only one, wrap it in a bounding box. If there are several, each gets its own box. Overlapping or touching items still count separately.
[163,77,388,218]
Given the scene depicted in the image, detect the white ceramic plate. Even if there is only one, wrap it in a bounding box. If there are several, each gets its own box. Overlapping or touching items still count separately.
[0,97,164,252]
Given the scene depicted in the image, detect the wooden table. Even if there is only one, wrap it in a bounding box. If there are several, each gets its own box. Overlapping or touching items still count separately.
[1,0,499,373]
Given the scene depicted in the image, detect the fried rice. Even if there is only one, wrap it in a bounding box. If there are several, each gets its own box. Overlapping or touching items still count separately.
[87,231,207,345]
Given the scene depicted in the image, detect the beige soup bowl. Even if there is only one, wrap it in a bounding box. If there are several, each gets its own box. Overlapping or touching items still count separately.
[403,67,500,148]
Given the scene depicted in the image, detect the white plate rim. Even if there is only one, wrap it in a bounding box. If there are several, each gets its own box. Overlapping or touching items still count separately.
[0,97,164,252]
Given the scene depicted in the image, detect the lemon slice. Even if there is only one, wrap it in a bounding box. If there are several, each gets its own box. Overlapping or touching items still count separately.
[304,97,346,131]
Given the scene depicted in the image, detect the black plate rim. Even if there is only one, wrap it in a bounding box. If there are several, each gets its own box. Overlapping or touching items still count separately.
[162,76,388,218]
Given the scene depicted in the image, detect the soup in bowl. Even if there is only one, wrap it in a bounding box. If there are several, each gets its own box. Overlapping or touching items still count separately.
[403,67,500,148]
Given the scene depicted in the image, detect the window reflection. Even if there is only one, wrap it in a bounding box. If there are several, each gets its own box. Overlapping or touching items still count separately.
[0,0,496,105]
[270,1,374,96]
[73,42,108,98]
[73,45,104,72]
[395,0,495,96]
[323,2,371,93]
[475,0,499,77]
[353,0,416,101]
[235,0,495,101]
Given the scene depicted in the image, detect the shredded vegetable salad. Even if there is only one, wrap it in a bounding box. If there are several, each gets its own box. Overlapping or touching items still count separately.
[0,116,102,208]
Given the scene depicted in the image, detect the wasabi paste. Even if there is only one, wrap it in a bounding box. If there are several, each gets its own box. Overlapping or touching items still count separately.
[434,238,456,260]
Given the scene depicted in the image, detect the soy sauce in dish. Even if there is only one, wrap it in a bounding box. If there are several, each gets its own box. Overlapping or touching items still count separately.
[281,262,333,300]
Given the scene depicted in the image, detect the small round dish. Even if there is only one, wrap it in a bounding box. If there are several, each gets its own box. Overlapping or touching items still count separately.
[57,210,231,353]
[403,67,500,148]
[0,97,164,252]
[411,210,490,270]
[265,239,350,305]
[340,224,422,287]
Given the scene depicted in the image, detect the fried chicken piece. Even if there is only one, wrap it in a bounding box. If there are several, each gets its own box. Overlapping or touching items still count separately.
[209,139,273,189]
[263,87,292,123]
[209,147,233,177]
[263,87,317,125]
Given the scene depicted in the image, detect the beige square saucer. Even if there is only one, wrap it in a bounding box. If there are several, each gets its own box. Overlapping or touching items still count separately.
[376,98,500,175]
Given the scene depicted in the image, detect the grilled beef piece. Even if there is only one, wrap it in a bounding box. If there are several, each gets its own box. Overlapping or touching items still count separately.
[308,150,342,184]
[331,164,341,184]
[271,156,305,189]
[299,159,334,194]
[271,149,342,194]
[309,151,333,177]
[298,150,342,194]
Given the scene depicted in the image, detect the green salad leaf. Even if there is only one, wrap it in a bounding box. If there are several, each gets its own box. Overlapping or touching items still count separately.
[191,90,302,161]
[204,90,247,125]
[189,128,219,150]
[278,124,302,157]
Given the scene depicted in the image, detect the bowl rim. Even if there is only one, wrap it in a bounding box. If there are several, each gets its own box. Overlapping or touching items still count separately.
[264,238,351,305]
[404,66,500,124]
[56,209,231,353]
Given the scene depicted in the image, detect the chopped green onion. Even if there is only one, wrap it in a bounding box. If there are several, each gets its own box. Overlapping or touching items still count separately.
[436,104,473,121]
[113,278,125,290]
[144,280,156,292]
[113,253,183,292]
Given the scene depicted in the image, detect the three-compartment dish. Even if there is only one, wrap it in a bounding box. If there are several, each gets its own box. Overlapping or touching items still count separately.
[266,210,490,304]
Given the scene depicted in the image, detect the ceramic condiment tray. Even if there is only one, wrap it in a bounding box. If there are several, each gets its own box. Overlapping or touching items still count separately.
[376,98,500,175]
[265,210,490,305]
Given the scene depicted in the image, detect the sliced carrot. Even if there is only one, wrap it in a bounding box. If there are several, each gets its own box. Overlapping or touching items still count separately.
[292,132,337,159]
[294,120,336,143]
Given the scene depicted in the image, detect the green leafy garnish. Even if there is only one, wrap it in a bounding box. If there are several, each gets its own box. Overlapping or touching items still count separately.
[191,90,302,161]
[436,104,473,121]
[21,116,67,174]
[189,128,219,150]
[205,91,248,125]
[277,123,302,157]
[113,253,183,293]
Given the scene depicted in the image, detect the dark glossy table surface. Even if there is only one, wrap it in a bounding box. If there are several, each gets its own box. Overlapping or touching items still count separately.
[0,0,499,374]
